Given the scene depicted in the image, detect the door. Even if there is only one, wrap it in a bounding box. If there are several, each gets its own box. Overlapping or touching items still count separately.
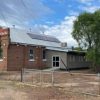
[52,56,60,67]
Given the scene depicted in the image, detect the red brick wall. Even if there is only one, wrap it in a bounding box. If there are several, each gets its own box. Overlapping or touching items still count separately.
[7,45,24,71]
[0,28,9,71]
[0,28,47,71]
[7,44,46,71]
[35,46,47,69]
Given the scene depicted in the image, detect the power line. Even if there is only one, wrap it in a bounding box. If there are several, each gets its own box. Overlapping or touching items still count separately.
[0,0,38,29]
[20,0,39,25]
[20,0,35,18]
[0,7,8,27]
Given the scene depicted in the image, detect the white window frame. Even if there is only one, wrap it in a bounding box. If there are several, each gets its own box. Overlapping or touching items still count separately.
[0,46,3,61]
[52,55,60,68]
[42,49,47,61]
[29,49,34,61]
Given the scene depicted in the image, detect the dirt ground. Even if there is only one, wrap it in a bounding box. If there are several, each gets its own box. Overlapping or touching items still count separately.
[0,81,100,100]
[0,69,100,100]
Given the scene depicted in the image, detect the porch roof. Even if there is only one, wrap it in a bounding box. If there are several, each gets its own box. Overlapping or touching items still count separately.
[46,46,86,54]
[46,46,69,52]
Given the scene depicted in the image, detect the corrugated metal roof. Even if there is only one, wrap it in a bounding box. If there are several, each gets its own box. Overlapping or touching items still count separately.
[10,28,61,47]
[46,47,86,54]
[46,46,68,52]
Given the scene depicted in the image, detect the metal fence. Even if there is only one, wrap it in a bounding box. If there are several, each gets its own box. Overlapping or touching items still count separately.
[0,69,100,97]
[22,68,100,96]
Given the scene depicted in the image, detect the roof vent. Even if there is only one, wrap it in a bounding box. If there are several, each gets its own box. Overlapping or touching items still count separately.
[61,42,67,47]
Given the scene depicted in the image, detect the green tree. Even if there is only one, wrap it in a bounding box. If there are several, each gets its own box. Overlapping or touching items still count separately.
[72,10,100,71]
[93,10,100,66]
[72,12,95,49]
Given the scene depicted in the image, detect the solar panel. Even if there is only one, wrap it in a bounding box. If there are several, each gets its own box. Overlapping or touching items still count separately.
[27,33,60,43]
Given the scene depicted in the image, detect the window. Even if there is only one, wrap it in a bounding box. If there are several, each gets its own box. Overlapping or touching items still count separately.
[0,45,3,59]
[0,48,3,59]
[29,49,34,60]
[72,55,75,62]
[70,55,75,62]
[52,56,60,67]
[69,55,72,62]
[42,49,46,59]
[79,56,84,62]
[80,56,83,61]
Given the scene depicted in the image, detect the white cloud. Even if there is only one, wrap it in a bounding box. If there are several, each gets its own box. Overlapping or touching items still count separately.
[54,0,65,3]
[69,10,79,16]
[82,5,100,13]
[79,0,100,3]
[0,0,52,27]
[42,16,78,47]
[78,0,93,6]
[45,21,54,25]
[78,0,93,3]
[78,0,100,13]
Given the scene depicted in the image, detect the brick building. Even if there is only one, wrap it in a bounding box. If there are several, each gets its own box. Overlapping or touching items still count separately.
[0,27,90,71]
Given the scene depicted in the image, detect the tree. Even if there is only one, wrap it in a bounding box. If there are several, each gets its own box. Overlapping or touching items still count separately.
[93,10,100,67]
[72,12,95,49]
[72,46,83,51]
[71,10,100,71]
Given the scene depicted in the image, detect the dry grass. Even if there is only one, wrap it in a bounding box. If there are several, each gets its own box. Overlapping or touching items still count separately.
[0,81,100,100]
[0,69,100,100]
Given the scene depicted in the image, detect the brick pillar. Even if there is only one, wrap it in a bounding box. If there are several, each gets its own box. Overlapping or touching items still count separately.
[0,28,10,71]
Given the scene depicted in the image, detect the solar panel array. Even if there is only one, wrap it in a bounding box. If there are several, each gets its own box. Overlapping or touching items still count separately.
[27,33,60,43]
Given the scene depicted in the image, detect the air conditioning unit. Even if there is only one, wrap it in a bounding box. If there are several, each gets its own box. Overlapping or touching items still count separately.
[61,42,67,47]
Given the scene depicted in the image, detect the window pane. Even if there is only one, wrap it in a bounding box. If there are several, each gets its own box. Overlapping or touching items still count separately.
[43,50,46,59]
[0,48,3,59]
[56,62,59,67]
[53,62,55,67]
[53,57,55,61]
[30,55,33,59]
[30,49,33,54]
[29,49,34,59]
[56,57,59,61]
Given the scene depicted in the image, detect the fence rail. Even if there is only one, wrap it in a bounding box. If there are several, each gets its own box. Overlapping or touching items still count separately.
[21,68,100,95]
[0,69,100,96]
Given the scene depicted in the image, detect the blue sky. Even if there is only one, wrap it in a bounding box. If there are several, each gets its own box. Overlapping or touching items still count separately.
[0,0,100,47]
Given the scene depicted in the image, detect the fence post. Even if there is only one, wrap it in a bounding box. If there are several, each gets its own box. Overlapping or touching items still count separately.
[98,73,100,95]
[32,72,34,84]
[52,70,54,86]
[21,68,23,82]
[40,70,42,86]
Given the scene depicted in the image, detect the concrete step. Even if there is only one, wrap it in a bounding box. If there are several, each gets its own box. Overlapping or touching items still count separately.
[43,67,60,71]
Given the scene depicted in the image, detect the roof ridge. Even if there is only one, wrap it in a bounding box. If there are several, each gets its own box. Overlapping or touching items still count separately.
[10,28,57,38]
